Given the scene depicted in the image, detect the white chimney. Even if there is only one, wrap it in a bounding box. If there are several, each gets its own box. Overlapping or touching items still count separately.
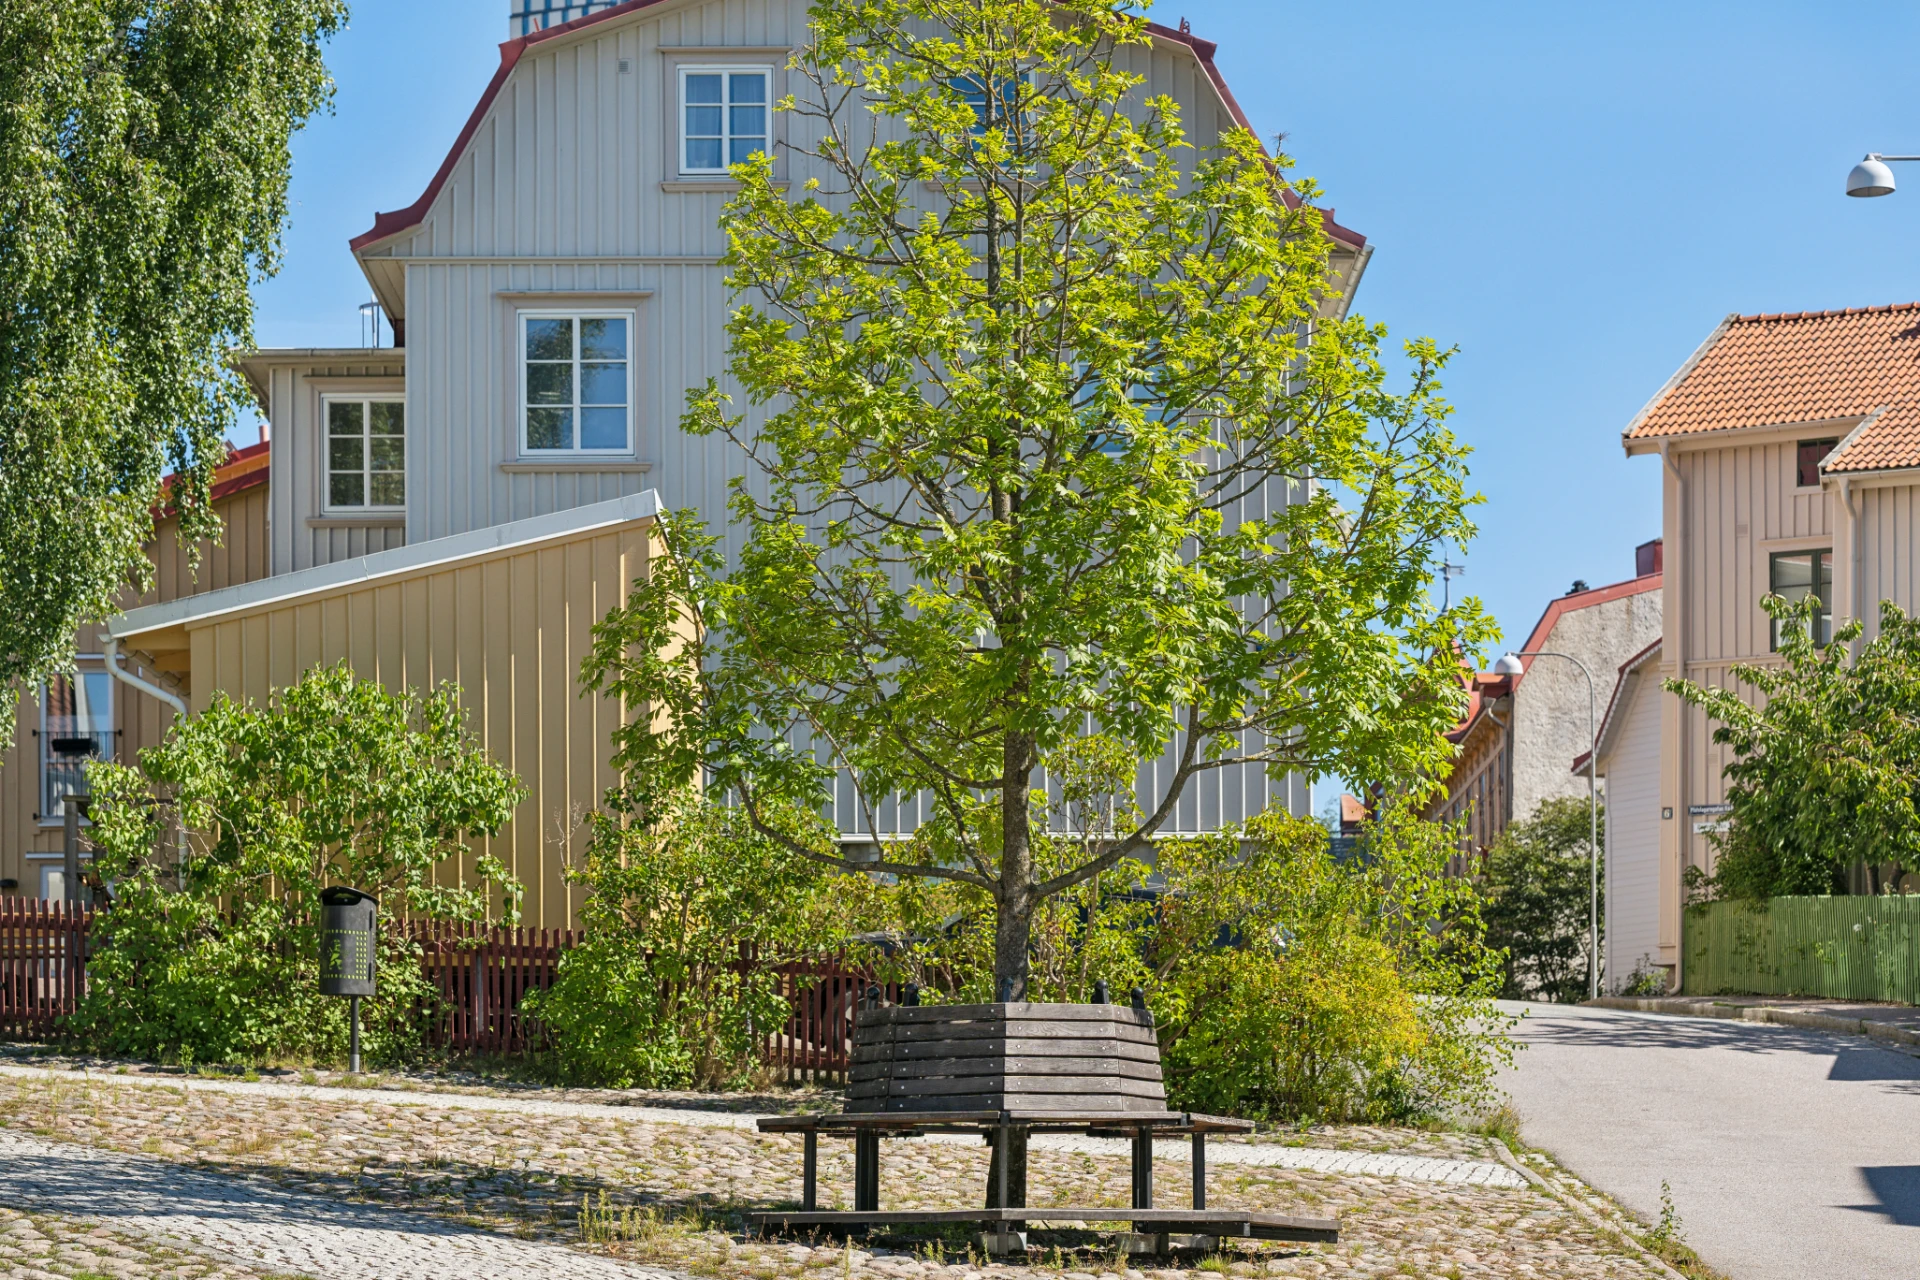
[510,1,625,39]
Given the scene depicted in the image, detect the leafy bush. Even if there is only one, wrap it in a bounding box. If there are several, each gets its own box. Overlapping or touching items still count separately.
[1669,597,1920,901]
[1478,796,1603,1002]
[72,663,525,1067]
[522,790,838,1089]
[849,799,1512,1124]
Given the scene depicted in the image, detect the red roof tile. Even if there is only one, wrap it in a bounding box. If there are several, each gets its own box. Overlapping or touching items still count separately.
[1625,304,1920,473]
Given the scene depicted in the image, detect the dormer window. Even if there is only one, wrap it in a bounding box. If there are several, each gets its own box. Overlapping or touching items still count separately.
[679,68,769,175]
[325,397,406,511]
[1796,438,1838,489]
[520,312,632,453]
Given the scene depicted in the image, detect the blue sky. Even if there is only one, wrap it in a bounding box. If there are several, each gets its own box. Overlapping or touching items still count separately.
[255,0,1920,651]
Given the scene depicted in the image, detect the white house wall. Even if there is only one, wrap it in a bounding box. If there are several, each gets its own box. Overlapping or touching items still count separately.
[259,354,411,574]
[1603,668,1662,991]
[347,0,1305,834]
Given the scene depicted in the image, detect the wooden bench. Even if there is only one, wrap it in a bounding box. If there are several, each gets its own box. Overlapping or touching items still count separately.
[749,990,1337,1249]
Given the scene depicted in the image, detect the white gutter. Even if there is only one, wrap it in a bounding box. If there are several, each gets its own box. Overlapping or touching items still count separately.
[103,636,186,720]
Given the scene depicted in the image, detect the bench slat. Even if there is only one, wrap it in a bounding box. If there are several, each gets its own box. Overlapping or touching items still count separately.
[849,1056,1164,1084]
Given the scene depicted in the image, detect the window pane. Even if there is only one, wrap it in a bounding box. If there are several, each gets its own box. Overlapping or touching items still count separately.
[371,473,406,507]
[369,436,405,472]
[370,402,405,435]
[729,135,766,165]
[581,361,626,405]
[1770,552,1813,595]
[685,73,723,104]
[330,473,364,507]
[1797,438,1837,488]
[582,317,626,360]
[580,407,628,451]
[526,362,573,405]
[525,318,573,361]
[729,73,766,104]
[328,401,365,436]
[686,137,723,170]
[527,408,573,450]
[685,105,723,137]
[730,104,766,138]
[329,436,363,473]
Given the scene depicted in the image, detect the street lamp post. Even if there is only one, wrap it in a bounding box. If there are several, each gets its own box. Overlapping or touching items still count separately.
[1845,153,1920,198]
[1492,649,1600,999]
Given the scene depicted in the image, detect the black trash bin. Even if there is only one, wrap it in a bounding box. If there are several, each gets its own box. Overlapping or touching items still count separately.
[319,886,377,1070]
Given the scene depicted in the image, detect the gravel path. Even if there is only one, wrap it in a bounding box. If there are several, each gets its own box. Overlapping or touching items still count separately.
[0,1124,682,1280]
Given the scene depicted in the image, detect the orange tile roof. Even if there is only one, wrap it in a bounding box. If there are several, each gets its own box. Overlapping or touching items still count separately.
[1625,303,1920,474]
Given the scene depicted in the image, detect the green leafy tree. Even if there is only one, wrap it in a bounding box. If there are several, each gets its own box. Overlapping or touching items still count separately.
[0,0,344,744]
[1479,796,1603,1002]
[72,663,526,1066]
[523,788,838,1089]
[586,0,1491,996]
[1669,597,1920,901]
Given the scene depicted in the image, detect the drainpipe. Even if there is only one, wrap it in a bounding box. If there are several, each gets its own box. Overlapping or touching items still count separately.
[1841,474,1863,658]
[102,636,186,720]
[103,635,190,888]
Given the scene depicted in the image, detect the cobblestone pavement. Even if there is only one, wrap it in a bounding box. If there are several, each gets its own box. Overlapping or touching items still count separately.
[1,1125,683,1280]
[0,1061,1679,1279]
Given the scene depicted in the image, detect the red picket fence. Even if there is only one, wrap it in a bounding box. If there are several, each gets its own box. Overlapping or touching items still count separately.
[408,919,582,1055]
[0,897,93,1040]
[0,900,878,1078]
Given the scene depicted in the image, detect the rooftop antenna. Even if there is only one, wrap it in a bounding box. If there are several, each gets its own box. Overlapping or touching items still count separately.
[359,300,384,349]
[1440,560,1465,612]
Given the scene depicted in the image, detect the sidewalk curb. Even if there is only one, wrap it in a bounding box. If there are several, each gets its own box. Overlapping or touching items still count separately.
[1489,1139,1687,1280]
[1587,995,1920,1051]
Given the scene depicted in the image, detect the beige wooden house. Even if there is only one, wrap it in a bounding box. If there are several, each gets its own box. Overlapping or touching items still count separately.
[1621,303,1920,988]
[3,0,1369,924]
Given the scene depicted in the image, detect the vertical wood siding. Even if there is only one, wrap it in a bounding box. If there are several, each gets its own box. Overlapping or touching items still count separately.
[1855,481,1920,640]
[261,356,409,574]
[1602,671,1663,989]
[177,520,655,928]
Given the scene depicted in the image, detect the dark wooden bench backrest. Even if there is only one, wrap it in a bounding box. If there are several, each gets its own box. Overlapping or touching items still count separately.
[847,1001,1167,1114]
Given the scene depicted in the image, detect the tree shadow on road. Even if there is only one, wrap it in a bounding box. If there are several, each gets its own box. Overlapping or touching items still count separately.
[1507,1005,1920,1092]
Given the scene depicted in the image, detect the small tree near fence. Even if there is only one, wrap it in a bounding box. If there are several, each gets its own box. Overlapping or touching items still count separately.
[585,0,1491,999]
[73,662,526,1067]
[1669,597,1920,901]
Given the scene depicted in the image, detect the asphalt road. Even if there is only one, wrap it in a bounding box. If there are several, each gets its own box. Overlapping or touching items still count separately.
[1497,1000,1920,1280]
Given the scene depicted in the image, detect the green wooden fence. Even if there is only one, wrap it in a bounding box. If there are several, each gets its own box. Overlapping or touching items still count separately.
[1684,895,1920,1003]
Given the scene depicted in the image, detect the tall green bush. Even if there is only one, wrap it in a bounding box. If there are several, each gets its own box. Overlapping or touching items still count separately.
[1669,597,1920,900]
[73,663,526,1067]
[1479,797,1604,1003]
[522,789,840,1089]
[848,797,1512,1124]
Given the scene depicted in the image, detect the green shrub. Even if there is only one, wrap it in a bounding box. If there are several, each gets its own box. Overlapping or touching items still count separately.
[72,663,525,1067]
[1478,796,1603,1003]
[522,789,838,1089]
[849,798,1512,1124]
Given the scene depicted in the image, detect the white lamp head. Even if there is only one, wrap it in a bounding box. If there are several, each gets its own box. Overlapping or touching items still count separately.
[1848,155,1896,198]
[1491,653,1526,677]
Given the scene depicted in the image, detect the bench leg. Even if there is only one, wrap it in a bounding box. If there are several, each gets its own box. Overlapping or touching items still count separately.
[803,1131,818,1212]
[1131,1127,1154,1210]
[855,1131,880,1212]
[985,1122,1029,1208]
[1192,1131,1206,1210]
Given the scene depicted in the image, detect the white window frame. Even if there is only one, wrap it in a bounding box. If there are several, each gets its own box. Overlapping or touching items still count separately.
[320,394,408,515]
[517,309,637,456]
[677,65,773,176]
[39,667,112,827]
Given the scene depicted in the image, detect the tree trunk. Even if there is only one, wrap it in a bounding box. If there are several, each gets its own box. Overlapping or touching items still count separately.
[995,732,1035,999]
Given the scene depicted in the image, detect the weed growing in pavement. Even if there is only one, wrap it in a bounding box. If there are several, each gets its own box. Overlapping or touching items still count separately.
[1473,1102,1525,1151]
[1637,1180,1733,1280]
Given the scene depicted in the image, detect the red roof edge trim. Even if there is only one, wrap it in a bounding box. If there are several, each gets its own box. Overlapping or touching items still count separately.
[1141,20,1365,251]
[351,5,1367,255]
[155,440,271,518]
[1573,637,1663,775]
[1505,571,1663,687]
